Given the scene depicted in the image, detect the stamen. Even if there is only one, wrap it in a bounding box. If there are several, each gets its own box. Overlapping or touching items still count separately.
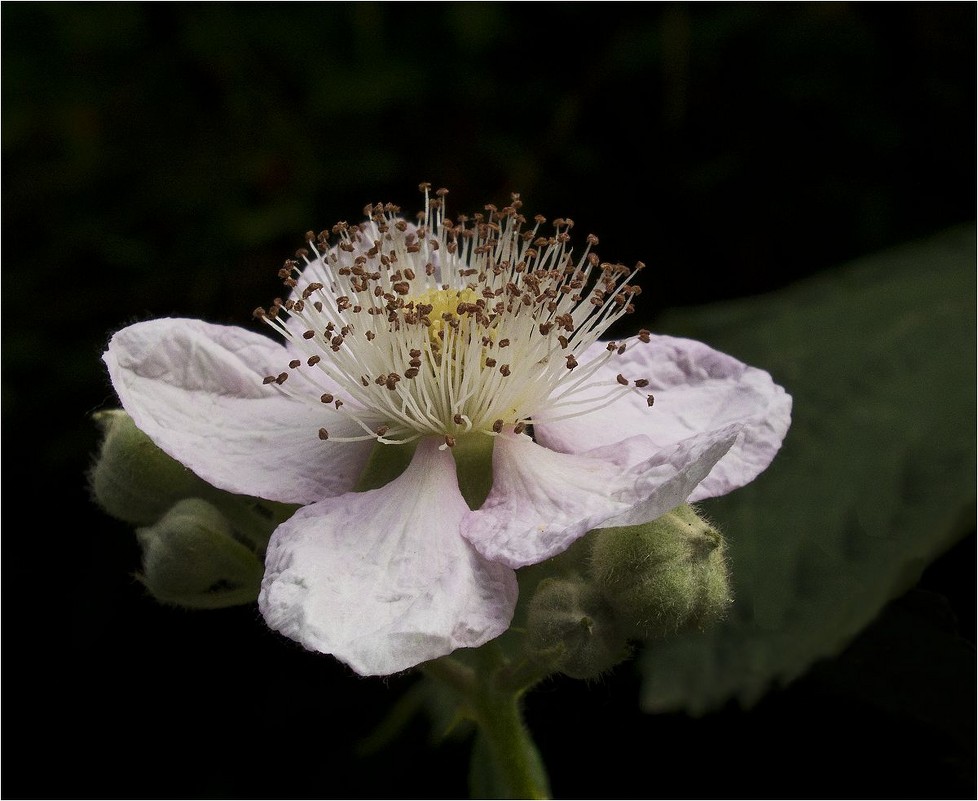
[256,186,654,446]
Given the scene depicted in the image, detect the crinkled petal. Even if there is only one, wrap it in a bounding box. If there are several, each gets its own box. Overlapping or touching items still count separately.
[462,428,738,569]
[103,318,373,504]
[534,334,791,500]
[259,438,517,675]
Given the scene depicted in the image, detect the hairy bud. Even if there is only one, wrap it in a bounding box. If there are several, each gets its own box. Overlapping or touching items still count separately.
[589,505,731,640]
[136,498,264,609]
[525,577,629,679]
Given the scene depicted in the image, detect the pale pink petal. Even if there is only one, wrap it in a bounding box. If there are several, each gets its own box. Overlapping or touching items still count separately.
[534,334,791,499]
[462,428,738,569]
[259,438,518,675]
[103,318,373,504]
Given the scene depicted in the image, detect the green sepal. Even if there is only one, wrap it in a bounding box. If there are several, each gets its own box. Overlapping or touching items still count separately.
[451,434,495,510]
[354,439,418,492]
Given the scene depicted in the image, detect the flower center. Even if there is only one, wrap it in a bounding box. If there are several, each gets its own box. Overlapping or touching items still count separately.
[254,185,654,449]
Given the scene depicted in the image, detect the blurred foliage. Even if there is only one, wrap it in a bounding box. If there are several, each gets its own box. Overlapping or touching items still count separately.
[641,224,976,714]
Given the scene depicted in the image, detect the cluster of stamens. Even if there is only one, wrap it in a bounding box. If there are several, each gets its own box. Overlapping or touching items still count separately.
[253,184,655,449]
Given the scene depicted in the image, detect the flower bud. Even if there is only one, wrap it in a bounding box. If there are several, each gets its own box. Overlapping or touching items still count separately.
[136,498,264,609]
[90,410,212,525]
[589,505,731,640]
[525,577,629,680]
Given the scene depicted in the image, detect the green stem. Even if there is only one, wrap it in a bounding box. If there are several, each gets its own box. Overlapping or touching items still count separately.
[424,652,551,799]
[470,684,551,799]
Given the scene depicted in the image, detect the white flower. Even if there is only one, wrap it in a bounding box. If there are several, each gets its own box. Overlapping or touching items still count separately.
[103,186,791,676]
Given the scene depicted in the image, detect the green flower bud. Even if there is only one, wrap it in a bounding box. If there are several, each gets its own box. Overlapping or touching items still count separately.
[90,410,213,525]
[525,577,629,680]
[589,505,731,640]
[136,498,264,609]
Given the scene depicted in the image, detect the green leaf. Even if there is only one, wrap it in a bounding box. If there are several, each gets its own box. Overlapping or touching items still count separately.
[639,225,976,714]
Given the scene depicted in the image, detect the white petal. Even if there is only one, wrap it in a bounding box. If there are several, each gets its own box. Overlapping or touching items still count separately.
[461,428,738,569]
[103,318,373,504]
[534,334,792,499]
[259,438,517,675]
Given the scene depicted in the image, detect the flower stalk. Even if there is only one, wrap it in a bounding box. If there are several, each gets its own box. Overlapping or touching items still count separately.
[425,650,551,799]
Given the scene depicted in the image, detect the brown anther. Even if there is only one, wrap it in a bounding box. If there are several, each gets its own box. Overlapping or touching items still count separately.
[262,375,277,385]
[499,364,511,376]
[361,376,369,387]
[638,329,651,343]
[303,330,315,340]
[485,357,497,368]
[558,335,569,349]
[492,420,504,433]
[385,374,401,390]
[253,307,266,319]
[375,425,390,437]
[513,422,526,435]
[318,428,329,440]
[307,355,321,366]
[453,414,464,425]
[302,282,324,299]
[444,434,456,448]
[289,359,301,369]
[634,378,650,388]
[646,394,655,407]
[617,344,626,355]
[393,281,410,295]
[405,368,419,379]
[320,393,334,405]
[566,355,579,370]
[616,374,629,386]
[498,339,510,348]
[275,372,288,385]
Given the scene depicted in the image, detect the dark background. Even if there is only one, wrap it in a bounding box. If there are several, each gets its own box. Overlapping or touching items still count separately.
[2,3,974,798]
